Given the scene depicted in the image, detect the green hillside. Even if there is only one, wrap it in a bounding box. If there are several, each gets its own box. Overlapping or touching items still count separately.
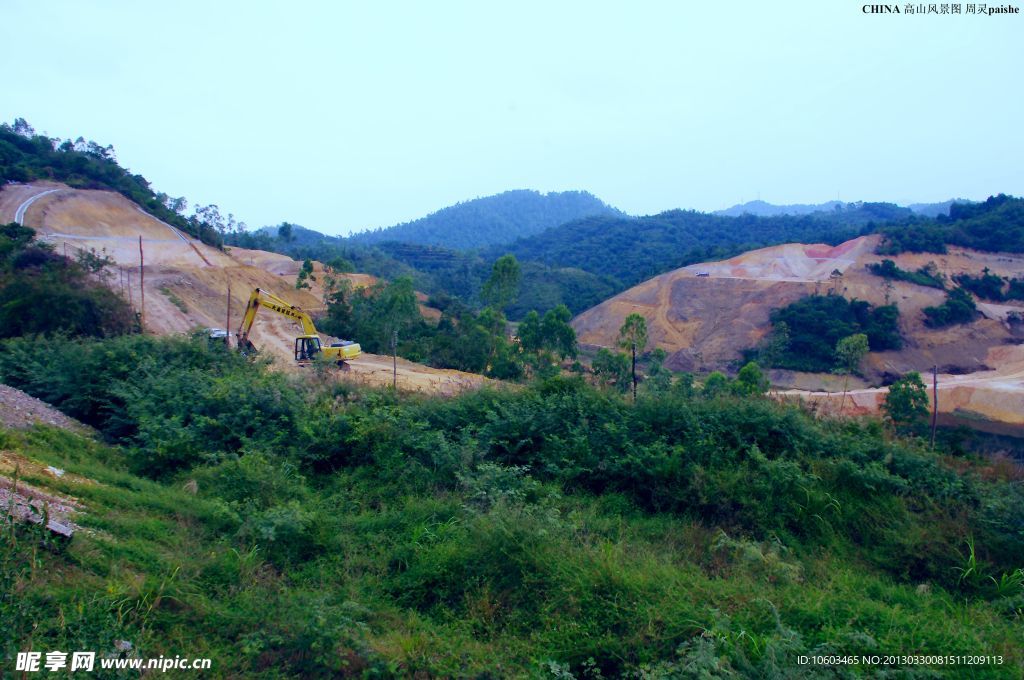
[490,205,902,291]
[879,194,1024,255]
[0,119,224,247]
[347,189,623,250]
[3,333,1022,677]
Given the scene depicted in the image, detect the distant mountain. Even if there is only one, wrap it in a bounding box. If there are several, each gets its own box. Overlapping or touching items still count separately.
[906,199,974,218]
[715,200,844,217]
[718,198,973,219]
[347,189,623,250]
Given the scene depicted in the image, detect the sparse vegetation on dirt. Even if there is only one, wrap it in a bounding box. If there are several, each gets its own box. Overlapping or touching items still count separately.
[867,258,946,289]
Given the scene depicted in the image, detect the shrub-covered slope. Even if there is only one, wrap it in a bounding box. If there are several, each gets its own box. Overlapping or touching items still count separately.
[2,334,1022,677]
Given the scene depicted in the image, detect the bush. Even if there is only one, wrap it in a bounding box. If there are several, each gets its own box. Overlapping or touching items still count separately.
[923,287,978,328]
[762,295,901,372]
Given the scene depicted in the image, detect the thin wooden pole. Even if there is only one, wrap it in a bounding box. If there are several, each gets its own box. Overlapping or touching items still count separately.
[226,281,232,347]
[392,330,398,389]
[631,342,637,403]
[930,364,938,449]
[138,235,145,330]
[127,270,133,308]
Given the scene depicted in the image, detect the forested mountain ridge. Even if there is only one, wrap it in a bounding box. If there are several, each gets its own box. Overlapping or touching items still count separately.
[491,203,907,291]
[878,194,1024,255]
[347,189,623,249]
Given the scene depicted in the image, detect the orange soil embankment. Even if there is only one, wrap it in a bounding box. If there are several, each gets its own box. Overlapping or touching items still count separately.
[0,182,478,394]
[573,234,1024,434]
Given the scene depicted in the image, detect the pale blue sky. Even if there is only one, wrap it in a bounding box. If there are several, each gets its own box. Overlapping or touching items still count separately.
[3,1,1020,235]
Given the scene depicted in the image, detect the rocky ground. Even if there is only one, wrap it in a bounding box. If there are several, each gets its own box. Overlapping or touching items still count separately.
[0,384,94,434]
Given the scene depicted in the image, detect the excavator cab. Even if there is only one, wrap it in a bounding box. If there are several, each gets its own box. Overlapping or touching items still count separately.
[295,335,322,362]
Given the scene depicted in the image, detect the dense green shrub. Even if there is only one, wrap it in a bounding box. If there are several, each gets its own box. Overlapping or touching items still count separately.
[867,258,946,289]
[878,194,1024,255]
[954,268,1024,302]
[0,223,135,338]
[761,295,902,371]
[923,287,978,328]
[3,335,1023,675]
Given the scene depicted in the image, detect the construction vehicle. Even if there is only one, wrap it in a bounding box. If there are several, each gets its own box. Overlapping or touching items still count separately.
[236,287,361,366]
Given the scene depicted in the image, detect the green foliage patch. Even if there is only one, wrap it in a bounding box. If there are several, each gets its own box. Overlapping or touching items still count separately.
[757,295,902,372]
[0,223,136,339]
[866,258,946,289]
[2,334,1022,676]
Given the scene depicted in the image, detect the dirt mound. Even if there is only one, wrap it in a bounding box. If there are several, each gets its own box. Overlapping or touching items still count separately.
[0,384,94,434]
[778,343,1024,436]
[575,235,1024,373]
[0,182,468,393]
[573,235,1024,433]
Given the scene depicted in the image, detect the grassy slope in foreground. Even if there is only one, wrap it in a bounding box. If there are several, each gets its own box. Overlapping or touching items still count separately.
[2,402,1022,676]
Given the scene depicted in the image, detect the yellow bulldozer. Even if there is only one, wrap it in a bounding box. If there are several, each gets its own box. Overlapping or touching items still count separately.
[236,287,361,366]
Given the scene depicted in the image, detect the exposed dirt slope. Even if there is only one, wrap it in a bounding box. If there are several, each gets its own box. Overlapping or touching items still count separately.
[0,384,94,434]
[1,183,481,394]
[573,235,1024,432]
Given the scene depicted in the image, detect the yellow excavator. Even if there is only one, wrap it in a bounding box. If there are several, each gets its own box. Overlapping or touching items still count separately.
[236,287,361,366]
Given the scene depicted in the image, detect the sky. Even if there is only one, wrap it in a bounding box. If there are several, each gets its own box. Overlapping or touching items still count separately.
[3,1,1021,236]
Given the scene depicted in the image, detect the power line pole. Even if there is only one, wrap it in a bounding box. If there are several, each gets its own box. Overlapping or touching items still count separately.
[138,235,145,330]
[392,330,398,389]
[226,281,232,348]
[631,341,637,403]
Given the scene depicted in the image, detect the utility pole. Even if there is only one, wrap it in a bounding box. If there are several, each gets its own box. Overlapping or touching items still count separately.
[631,341,637,403]
[138,235,145,330]
[392,330,398,389]
[930,364,938,449]
[226,281,232,348]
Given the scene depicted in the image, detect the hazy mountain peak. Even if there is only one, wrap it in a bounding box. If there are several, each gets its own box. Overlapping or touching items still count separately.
[347,189,623,250]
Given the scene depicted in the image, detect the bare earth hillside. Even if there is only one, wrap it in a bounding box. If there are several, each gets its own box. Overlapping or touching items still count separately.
[573,235,1024,433]
[1,182,484,394]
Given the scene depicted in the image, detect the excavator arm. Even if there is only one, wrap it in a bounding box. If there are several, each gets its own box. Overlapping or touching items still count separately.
[235,287,360,363]
[237,288,317,344]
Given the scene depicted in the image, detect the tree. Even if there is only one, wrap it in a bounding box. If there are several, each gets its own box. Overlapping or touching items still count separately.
[883,279,895,305]
[592,348,630,393]
[835,333,869,413]
[882,372,929,434]
[618,313,648,401]
[702,371,730,398]
[277,223,295,243]
[829,268,843,295]
[517,304,578,376]
[643,348,672,394]
[540,304,577,360]
[481,254,521,313]
[517,311,543,353]
[733,361,769,397]
[757,321,790,369]
[193,204,226,234]
[295,258,316,290]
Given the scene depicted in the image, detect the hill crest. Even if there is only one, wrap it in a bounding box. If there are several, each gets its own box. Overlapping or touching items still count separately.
[347,189,623,250]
